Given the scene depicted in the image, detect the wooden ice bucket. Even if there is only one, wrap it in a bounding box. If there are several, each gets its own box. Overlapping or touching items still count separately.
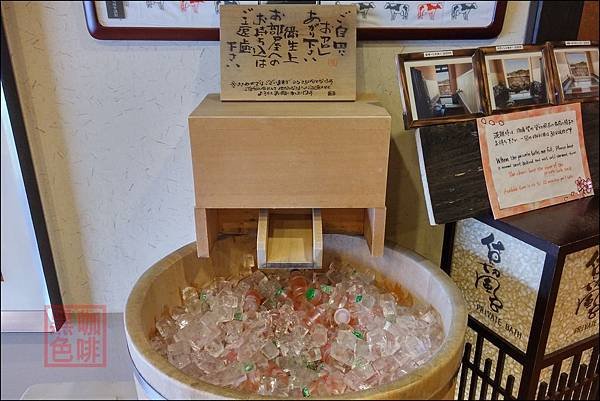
[125,234,467,400]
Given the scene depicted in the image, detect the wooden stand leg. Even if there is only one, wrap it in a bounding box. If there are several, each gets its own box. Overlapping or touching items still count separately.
[364,207,386,257]
[312,209,323,268]
[256,209,269,268]
[195,208,218,257]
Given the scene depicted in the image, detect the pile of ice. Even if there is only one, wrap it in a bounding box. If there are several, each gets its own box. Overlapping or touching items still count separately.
[150,264,444,397]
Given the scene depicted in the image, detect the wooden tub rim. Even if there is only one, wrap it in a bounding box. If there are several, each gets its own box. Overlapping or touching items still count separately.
[125,235,467,400]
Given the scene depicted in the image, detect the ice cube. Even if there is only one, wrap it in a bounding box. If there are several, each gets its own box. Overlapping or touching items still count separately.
[205,340,225,358]
[330,342,354,367]
[310,324,328,347]
[181,287,199,305]
[261,341,280,360]
[336,330,357,351]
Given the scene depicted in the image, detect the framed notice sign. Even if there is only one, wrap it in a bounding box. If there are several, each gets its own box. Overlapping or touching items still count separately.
[478,103,594,219]
[83,1,507,41]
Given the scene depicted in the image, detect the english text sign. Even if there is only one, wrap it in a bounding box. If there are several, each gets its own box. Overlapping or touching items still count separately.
[478,104,593,219]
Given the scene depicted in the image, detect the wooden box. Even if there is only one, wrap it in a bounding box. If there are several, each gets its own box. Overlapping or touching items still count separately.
[189,94,391,260]
[442,197,599,399]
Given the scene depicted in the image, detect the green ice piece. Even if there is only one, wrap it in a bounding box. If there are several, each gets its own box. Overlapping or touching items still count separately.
[305,288,316,301]
[302,387,310,397]
[353,329,365,340]
[355,294,363,303]
[320,284,333,294]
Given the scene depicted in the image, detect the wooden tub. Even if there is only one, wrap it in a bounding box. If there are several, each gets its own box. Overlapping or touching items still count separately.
[125,234,467,399]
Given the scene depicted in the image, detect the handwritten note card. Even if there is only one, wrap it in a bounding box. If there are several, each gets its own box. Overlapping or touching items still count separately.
[220,5,356,101]
[478,104,594,219]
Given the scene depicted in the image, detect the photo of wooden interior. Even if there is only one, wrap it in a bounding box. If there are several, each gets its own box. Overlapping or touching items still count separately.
[403,57,481,122]
[484,51,548,110]
[553,47,599,100]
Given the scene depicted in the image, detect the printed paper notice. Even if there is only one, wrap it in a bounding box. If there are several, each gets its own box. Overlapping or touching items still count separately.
[478,104,594,219]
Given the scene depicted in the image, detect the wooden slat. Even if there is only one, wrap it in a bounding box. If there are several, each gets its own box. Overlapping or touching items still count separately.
[312,209,323,269]
[547,361,562,400]
[194,208,218,258]
[218,209,259,234]
[572,364,588,399]
[556,372,569,398]
[581,346,599,399]
[565,352,583,399]
[416,102,599,224]
[364,207,386,257]
[321,208,364,234]
[458,342,473,401]
[217,208,364,235]
[491,351,506,400]
[589,380,599,401]
[256,209,269,268]
[479,359,493,400]
[587,351,599,400]
[537,381,548,400]
[505,375,516,399]
[469,335,484,400]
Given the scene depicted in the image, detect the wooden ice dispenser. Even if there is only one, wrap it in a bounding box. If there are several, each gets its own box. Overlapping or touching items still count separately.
[189,94,391,268]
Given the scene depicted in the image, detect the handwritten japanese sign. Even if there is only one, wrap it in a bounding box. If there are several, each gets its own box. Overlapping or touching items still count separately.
[220,5,356,101]
[475,233,505,313]
[451,218,546,352]
[478,104,594,219]
[545,246,600,354]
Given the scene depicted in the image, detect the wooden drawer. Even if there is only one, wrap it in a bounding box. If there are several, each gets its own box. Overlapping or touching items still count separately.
[189,94,391,209]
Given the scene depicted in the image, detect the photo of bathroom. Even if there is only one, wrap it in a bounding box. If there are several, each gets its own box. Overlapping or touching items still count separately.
[553,47,599,100]
[405,58,481,121]
[485,51,548,110]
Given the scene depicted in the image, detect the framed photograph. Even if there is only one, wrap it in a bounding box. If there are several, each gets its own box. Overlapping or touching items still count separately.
[84,1,507,41]
[397,49,484,129]
[548,41,599,104]
[479,45,555,114]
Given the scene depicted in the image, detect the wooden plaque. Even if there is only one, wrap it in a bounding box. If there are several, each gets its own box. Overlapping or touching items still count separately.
[219,5,356,101]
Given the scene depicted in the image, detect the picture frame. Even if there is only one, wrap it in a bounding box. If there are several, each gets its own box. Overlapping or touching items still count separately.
[83,1,508,41]
[396,49,484,129]
[479,44,556,115]
[547,41,599,104]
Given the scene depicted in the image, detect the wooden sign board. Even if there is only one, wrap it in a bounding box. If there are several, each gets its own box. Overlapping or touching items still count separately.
[220,5,356,101]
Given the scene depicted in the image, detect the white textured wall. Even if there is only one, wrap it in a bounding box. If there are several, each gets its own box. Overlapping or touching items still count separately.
[2,1,532,312]
[457,69,479,112]
[424,78,441,101]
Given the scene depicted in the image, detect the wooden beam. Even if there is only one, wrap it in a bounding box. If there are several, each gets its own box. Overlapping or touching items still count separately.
[364,207,386,257]
[195,208,218,258]
[256,209,269,268]
[312,209,323,269]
